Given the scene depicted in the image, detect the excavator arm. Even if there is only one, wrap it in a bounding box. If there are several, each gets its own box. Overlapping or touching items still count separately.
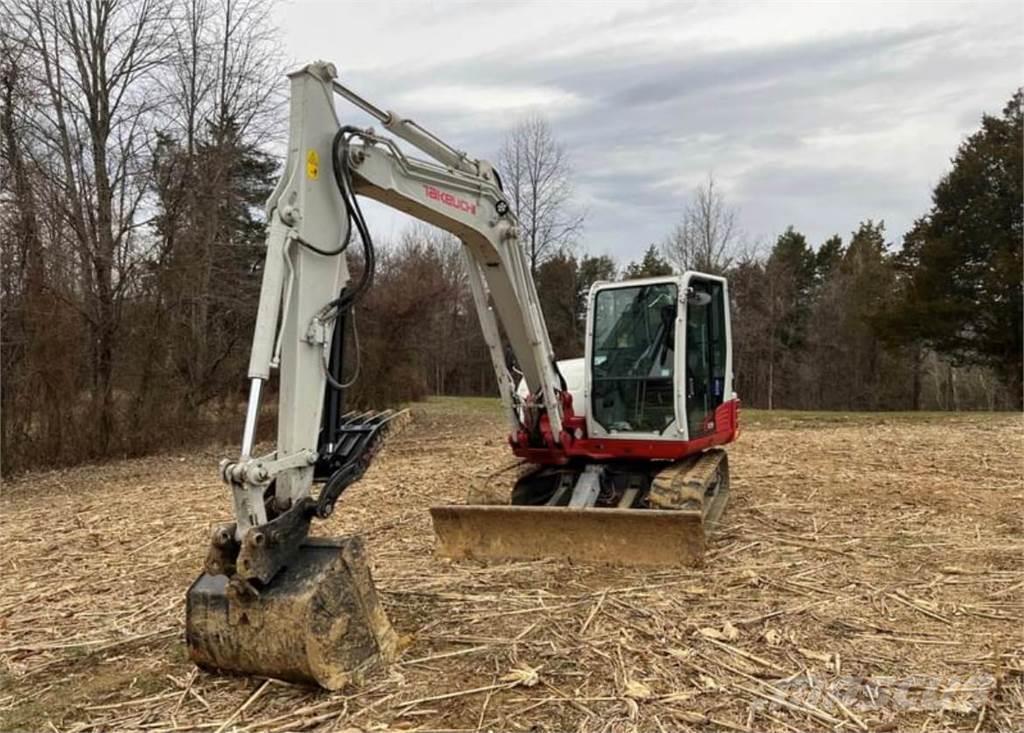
[220,61,574,540]
[187,61,570,689]
[227,63,567,538]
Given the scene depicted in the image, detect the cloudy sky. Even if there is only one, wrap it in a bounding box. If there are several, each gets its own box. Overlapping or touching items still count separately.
[273,0,1022,263]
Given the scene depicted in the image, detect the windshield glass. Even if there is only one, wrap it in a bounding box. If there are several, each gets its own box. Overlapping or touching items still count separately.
[591,283,677,433]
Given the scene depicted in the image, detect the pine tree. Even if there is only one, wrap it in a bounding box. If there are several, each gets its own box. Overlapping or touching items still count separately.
[535,252,581,356]
[890,91,1023,405]
[576,254,617,342]
[151,117,278,417]
[840,221,897,408]
[764,227,816,407]
[624,245,673,278]
[815,234,844,285]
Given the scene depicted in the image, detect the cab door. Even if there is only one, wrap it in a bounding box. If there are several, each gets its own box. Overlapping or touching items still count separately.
[678,272,732,440]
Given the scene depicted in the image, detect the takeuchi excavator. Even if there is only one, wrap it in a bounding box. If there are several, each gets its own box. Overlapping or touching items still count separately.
[186,62,740,689]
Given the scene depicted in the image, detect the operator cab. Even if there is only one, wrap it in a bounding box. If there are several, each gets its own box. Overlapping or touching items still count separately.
[585,273,732,443]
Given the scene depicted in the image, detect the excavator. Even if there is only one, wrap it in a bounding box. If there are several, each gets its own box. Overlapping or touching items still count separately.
[186,62,740,690]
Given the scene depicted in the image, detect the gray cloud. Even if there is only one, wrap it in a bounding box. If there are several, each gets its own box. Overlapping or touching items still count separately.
[277,1,1023,263]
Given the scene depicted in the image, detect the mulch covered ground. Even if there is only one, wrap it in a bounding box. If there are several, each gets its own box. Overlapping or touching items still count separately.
[1,400,1021,732]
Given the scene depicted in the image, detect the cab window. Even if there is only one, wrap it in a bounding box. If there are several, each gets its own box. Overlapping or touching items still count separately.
[591,284,677,434]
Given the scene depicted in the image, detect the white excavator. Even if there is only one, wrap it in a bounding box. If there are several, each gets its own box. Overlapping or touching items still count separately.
[186,62,740,689]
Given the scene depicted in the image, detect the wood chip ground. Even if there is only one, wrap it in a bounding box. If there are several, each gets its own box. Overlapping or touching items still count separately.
[1,400,1021,732]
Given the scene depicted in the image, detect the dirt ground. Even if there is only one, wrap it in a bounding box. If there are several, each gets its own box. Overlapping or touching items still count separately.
[1,399,1022,732]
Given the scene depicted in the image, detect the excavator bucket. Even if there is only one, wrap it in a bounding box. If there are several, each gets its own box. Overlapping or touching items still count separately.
[430,449,730,568]
[187,410,408,688]
[186,536,399,689]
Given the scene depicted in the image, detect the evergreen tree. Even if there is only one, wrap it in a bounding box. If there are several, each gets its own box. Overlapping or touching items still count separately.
[151,117,278,416]
[890,91,1023,404]
[839,221,898,408]
[536,252,620,357]
[577,254,617,294]
[815,234,844,284]
[768,226,816,344]
[576,254,617,343]
[535,252,581,356]
[764,227,816,406]
[624,245,673,278]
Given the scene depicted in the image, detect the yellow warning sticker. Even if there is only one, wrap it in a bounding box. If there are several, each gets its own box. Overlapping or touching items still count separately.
[306,149,319,180]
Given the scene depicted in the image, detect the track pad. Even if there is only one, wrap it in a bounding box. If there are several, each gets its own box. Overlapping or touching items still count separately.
[186,536,398,689]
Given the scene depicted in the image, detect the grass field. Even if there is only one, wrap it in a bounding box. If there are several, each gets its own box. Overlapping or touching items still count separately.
[425,394,997,424]
[1,400,1021,732]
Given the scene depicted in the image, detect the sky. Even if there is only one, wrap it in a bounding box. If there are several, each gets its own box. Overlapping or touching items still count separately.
[272,0,1023,263]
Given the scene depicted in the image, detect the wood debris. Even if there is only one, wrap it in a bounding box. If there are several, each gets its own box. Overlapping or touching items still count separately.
[0,400,1021,731]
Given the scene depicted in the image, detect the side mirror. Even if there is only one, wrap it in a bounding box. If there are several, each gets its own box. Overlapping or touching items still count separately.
[686,288,712,306]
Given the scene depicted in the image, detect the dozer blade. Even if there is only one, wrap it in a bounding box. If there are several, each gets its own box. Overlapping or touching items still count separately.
[431,450,730,568]
[430,506,708,566]
[186,537,399,690]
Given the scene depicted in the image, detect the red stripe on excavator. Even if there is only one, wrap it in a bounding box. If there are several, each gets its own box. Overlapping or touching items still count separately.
[510,399,739,465]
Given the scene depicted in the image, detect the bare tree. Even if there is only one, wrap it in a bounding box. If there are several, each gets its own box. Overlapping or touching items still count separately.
[1,0,287,474]
[150,0,283,420]
[0,30,48,468]
[496,115,584,274]
[662,174,739,274]
[11,0,172,454]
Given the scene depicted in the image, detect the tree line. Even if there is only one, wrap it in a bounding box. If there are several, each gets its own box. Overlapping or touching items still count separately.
[2,0,1019,476]
[337,94,1024,417]
[2,0,281,474]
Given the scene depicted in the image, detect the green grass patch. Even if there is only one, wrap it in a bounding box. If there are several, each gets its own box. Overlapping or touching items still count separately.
[411,395,1016,428]
[741,408,1016,428]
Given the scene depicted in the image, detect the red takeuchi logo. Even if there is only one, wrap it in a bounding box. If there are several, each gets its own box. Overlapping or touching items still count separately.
[424,184,476,215]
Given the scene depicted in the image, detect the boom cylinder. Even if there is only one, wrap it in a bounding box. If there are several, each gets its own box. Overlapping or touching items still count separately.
[330,79,478,176]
